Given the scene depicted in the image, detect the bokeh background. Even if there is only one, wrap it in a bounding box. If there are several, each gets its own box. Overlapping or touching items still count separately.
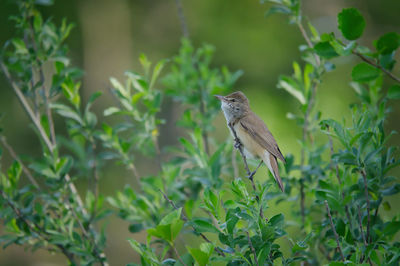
[0,0,399,265]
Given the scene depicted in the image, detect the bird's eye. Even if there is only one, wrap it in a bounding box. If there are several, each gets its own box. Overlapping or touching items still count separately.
[231,99,236,102]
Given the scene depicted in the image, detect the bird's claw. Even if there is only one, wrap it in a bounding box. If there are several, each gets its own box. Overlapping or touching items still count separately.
[233,138,242,149]
[248,170,256,180]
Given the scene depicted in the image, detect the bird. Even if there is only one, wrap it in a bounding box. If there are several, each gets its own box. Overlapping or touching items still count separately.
[215,91,285,192]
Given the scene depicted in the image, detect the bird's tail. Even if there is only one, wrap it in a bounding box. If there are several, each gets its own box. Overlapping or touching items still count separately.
[262,151,284,192]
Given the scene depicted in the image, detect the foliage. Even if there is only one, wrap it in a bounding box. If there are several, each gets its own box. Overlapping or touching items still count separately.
[0,0,399,265]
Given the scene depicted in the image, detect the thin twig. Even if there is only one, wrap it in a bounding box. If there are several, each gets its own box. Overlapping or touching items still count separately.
[0,136,39,188]
[128,163,142,190]
[324,200,345,261]
[227,123,251,175]
[160,190,226,257]
[361,170,371,243]
[231,146,239,177]
[172,245,187,266]
[300,179,305,226]
[353,50,400,83]
[174,0,189,38]
[357,205,367,246]
[246,232,259,266]
[228,123,265,219]
[297,22,321,66]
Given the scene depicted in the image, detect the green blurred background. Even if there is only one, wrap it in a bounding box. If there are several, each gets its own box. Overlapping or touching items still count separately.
[0,0,399,265]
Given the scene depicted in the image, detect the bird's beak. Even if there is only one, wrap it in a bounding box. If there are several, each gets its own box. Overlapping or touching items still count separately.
[214,95,226,102]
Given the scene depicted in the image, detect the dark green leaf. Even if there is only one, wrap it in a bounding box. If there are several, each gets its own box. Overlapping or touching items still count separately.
[338,8,366,40]
[351,63,381,82]
[375,32,400,55]
[388,85,400,99]
[314,42,339,59]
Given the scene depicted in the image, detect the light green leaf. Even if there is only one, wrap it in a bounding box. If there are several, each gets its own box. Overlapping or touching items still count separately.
[278,76,306,105]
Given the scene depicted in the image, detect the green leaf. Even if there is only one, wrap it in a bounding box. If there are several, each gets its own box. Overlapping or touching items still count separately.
[277,75,305,105]
[337,8,366,40]
[150,60,166,90]
[160,208,182,225]
[129,223,143,233]
[265,6,291,18]
[187,245,212,266]
[375,32,400,55]
[388,85,400,99]
[12,38,28,54]
[191,219,219,233]
[351,63,381,82]
[314,41,339,59]
[51,103,83,125]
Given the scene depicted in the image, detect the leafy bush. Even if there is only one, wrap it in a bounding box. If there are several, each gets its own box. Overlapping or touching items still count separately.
[0,0,399,265]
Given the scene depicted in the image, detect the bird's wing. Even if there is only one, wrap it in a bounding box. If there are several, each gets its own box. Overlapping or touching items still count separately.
[239,113,286,163]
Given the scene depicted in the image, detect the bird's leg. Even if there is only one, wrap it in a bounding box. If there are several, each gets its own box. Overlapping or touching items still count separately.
[248,160,263,180]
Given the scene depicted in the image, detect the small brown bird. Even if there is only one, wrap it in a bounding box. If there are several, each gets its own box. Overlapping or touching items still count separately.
[215,91,285,192]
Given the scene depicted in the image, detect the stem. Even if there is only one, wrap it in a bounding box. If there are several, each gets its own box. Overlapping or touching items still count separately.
[352,50,400,83]
[160,190,226,257]
[361,170,371,243]
[199,88,209,155]
[0,136,39,189]
[246,232,259,266]
[174,0,189,38]
[324,200,345,261]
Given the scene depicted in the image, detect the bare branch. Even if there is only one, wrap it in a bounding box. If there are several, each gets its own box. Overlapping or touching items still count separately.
[324,200,345,261]
[353,50,400,84]
[174,0,189,38]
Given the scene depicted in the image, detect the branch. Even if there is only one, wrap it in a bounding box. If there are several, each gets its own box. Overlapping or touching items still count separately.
[159,190,226,257]
[324,200,345,261]
[1,62,55,152]
[246,232,259,266]
[352,50,400,84]
[174,0,189,38]
[0,136,39,189]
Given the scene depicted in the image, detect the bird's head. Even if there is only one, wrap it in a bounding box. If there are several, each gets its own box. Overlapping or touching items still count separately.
[214,91,250,120]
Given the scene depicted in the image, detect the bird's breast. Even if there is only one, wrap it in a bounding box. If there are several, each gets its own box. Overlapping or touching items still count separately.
[233,122,265,158]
